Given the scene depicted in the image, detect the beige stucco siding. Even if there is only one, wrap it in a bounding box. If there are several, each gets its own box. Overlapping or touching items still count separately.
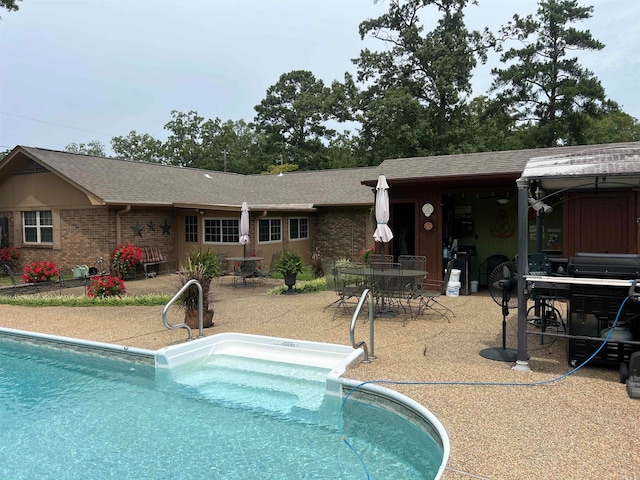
[0,172,93,210]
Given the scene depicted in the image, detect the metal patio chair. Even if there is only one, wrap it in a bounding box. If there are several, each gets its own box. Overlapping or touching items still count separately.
[324,264,367,320]
[408,260,455,322]
[256,251,281,283]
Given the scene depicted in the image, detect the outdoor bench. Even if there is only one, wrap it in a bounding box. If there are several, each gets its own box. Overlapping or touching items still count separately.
[140,246,167,277]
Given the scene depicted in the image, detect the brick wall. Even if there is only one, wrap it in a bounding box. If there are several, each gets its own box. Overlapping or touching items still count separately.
[4,205,368,276]
[313,207,370,262]
[3,207,177,276]
[114,207,176,273]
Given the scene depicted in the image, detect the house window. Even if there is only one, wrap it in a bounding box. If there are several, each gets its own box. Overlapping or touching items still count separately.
[22,211,53,243]
[203,218,239,244]
[258,218,281,243]
[185,215,198,243]
[289,217,308,241]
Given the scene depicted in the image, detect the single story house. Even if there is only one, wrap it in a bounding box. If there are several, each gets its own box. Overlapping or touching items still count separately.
[1,142,639,282]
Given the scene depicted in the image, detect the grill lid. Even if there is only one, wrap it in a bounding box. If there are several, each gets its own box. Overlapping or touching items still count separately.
[568,253,640,278]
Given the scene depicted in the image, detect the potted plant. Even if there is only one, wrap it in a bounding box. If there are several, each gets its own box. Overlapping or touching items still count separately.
[275,250,304,295]
[176,247,222,328]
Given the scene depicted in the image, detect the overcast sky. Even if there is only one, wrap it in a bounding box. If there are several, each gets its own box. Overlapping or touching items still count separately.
[1,0,638,155]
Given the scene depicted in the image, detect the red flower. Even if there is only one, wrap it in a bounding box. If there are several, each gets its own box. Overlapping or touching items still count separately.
[111,243,143,278]
[22,261,59,283]
[87,275,126,298]
[0,247,21,263]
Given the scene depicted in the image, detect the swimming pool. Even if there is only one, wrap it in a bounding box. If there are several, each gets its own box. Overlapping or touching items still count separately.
[0,330,448,479]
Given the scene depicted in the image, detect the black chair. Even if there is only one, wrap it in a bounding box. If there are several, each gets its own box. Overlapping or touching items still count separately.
[408,260,455,322]
[256,251,281,283]
[324,264,367,320]
[369,261,410,321]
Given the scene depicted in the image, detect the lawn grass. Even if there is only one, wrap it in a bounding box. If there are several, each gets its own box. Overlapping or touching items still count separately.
[0,293,172,307]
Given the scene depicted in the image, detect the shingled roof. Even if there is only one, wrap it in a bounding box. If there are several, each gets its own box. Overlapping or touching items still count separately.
[368,143,640,185]
[5,146,377,209]
[4,142,639,210]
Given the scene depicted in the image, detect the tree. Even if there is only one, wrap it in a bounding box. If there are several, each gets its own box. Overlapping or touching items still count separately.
[209,119,262,174]
[111,131,165,163]
[254,70,336,171]
[65,141,106,157]
[325,132,360,168]
[453,96,525,153]
[583,106,640,144]
[161,110,212,168]
[491,0,606,147]
[110,111,262,173]
[353,0,490,160]
[0,0,21,17]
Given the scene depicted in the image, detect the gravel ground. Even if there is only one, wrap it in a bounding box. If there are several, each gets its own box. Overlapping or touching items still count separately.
[1,273,639,479]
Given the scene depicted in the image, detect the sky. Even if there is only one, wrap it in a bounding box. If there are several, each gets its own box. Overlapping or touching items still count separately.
[1,0,638,156]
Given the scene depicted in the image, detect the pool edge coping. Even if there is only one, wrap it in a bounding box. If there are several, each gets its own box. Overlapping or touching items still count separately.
[0,327,449,479]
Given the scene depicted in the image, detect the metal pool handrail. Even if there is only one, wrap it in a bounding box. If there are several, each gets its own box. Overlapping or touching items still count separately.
[162,279,204,341]
[349,288,376,363]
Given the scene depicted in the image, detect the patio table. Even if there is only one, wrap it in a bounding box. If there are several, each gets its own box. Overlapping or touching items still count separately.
[342,267,428,317]
[227,256,264,287]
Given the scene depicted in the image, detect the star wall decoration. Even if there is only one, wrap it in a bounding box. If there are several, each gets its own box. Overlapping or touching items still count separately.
[147,220,156,232]
[161,219,171,236]
[131,221,144,237]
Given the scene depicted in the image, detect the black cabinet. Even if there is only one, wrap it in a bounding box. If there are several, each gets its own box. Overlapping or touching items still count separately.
[567,285,640,367]
[451,249,478,296]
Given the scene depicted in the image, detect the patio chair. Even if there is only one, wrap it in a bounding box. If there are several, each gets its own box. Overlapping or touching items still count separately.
[256,251,281,283]
[1,264,25,296]
[369,261,411,322]
[324,264,367,320]
[408,260,455,322]
[233,259,257,288]
[398,255,428,290]
[368,254,394,264]
[216,253,230,285]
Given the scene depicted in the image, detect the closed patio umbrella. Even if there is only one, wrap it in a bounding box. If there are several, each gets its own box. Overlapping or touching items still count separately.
[373,174,393,244]
[240,202,250,257]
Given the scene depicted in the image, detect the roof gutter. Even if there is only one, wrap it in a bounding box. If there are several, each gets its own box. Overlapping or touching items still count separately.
[115,205,131,245]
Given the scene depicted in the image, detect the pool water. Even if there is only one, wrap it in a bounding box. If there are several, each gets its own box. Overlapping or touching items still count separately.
[0,339,444,479]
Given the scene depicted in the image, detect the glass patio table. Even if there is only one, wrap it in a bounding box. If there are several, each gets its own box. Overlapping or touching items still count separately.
[226,256,264,287]
[342,266,428,317]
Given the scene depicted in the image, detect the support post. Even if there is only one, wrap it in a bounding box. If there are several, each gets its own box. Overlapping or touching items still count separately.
[514,177,532,372]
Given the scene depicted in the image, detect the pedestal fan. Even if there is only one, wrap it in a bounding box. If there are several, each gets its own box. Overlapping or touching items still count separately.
[480,261,519,362]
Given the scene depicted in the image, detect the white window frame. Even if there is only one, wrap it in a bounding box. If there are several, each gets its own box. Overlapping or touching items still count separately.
[258,217,282,244]
[22,210,53,244]
[288,217,309,241]
[203,218,239,244]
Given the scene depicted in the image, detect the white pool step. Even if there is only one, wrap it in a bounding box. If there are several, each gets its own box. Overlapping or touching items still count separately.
[170,355,329,414]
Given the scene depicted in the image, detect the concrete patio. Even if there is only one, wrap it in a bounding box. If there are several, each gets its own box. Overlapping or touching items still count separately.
[1,273,639,479]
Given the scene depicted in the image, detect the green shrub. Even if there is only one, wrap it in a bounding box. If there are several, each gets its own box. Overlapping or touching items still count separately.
[275,250,304,276]
[267,278,327,295]
[184,246,221,279]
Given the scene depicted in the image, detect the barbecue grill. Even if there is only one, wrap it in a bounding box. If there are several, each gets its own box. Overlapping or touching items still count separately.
[566,253,640,368]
